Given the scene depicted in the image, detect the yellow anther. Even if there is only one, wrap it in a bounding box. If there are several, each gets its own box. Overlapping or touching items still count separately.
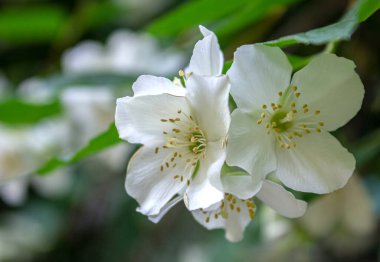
[178,69,185,77]
[292,86,298,91]
[291,102,296,108]
[260,113,266,118]
[265,123,270,129]
[303,104,308,108]
[316,128,321,133]
[205,217,210,223]
[278,91,283,96]
[286,144,291,149]
[295,92,301,98]
[262,104,267,109]
[319,122,324,126]
[303,108,309,113]
[249,209,255,220]
[315,110,320,115]
[257,119,263,125]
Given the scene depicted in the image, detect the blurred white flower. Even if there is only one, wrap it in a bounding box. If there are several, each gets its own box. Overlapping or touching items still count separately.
[227,44,364,195]
[62,30,185,76]
[61,86,133,171]
[18,77,57,103]
[115,26,229,216]
[61,41,107,74]
[0,120,73,206]
[301,176,376,256]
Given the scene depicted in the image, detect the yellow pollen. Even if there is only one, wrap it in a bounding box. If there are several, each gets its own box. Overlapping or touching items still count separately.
[315,110,320,115]
[257,119,262,125]
[295,92,301,98]
[178,69,185,77]
[262,104,267,109]
[278,91,283,96]
[292,86,298,91]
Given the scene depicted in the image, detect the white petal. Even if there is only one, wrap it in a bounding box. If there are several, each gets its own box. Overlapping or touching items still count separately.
[226,109,276,180]
[203,142,227,192]
[188,26,223,76]
[126,145,193,216]
[115,93,190,144]
[192,196,255,242]
[132,75,185,97]
[148,195,183,223]
[228,44,292,111]
[256,180,307,218]
[221,172,263,199]
[275,131,355,194]
[185,155,224,210]
[185,74,230,141]
[291,53,364,131]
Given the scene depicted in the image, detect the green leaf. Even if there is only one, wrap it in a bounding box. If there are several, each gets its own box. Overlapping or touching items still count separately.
[0,99,61,125]
[37,123,123,175]
[358,0,380,21]
[0,6,67,44]
[147,0,302,45]
[147,0,249,37]
[214,0,302,44]
[265,0,380,47]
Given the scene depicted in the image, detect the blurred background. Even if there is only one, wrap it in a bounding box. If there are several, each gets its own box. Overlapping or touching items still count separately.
[0,0,379,261]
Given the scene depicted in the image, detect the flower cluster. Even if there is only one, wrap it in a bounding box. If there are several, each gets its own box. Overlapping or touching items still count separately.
[115,26,364,242]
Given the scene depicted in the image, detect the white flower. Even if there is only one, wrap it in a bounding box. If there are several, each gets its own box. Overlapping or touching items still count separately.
[191,179,306,242]
[226,44,364,194]
[115,26,229,215]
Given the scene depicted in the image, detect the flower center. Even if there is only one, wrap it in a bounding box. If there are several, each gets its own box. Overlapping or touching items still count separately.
[256,85,324,149]
[155,109,207,185]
